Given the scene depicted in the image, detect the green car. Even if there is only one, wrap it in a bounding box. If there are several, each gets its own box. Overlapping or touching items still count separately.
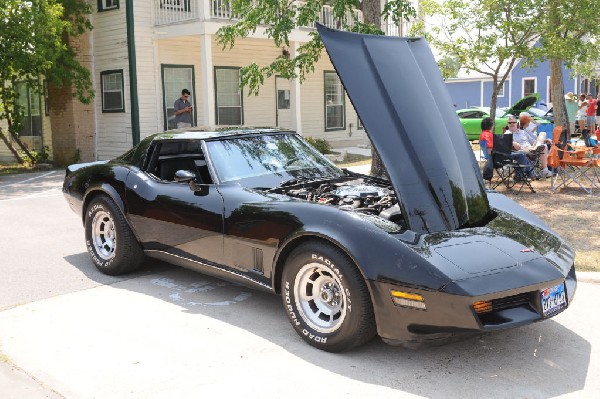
[456,94,550,141]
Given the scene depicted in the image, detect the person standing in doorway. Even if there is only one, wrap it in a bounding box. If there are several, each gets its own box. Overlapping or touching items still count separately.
[174,89,193,128]
[577,94,587,132]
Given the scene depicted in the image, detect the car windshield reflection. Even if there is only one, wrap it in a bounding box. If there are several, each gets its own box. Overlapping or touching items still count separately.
[205,133,343,187]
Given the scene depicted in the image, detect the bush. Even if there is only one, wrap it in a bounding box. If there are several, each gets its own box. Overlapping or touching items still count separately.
[305,136,332,154]
[19,146,52,165]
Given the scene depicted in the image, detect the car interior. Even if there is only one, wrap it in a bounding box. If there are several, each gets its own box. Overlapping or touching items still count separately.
[146,140,213,184]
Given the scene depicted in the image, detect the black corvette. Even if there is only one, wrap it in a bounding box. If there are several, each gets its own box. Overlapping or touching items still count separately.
[63,25,576,352]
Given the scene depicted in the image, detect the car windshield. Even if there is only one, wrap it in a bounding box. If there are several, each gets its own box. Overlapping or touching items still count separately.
[205,133,344,187]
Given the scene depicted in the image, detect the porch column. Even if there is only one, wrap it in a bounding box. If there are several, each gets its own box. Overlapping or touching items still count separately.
[199,0,211,21]
[200,34,215,125]
[290,41,302,134]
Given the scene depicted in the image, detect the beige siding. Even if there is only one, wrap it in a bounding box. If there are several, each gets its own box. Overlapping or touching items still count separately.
[134,1,161,140]
[300,53,367,144]
[91,4,131,160]
[157,38,205,126]
[211,37,281,127]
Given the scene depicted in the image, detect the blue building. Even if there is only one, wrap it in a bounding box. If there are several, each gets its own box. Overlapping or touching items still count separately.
[445,57,593,110]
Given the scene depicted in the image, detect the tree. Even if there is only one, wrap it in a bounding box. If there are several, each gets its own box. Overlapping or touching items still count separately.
[534,0,600,136]
[419,0,541,120]
[216,0,416,177]
[0,0,93,164]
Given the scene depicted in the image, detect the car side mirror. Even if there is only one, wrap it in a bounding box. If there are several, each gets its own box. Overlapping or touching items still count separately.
[174,169,195,183]
[189,180,210,196]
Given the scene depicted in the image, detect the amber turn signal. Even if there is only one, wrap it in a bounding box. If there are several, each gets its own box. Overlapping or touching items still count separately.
[473,300,493,314]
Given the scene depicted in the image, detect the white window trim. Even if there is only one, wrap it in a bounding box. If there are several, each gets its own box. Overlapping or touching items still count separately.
[100,70,125,113]
[546,76,551,105]
[99,0,119,11]
[324,71,346,131]
[522,77,537,97]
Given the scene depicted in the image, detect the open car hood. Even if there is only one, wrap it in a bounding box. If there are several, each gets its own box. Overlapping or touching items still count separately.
[501,93,540,117]
[317,25,490,234]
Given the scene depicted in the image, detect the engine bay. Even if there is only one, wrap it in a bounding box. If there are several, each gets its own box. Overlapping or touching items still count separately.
[280,177,404,226]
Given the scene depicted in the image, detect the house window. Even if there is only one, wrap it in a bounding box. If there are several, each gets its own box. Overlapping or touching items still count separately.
[101,70,125,113]
[215,67,243,125]
[581,78,589,95]
[324,71,345,130]
[162,65,195,129]
[523,78,536,97]
[15,82,42,137]
[277,90,290,110]
[98,0,119,11]
[497,82,504,97]
[357,117,363,130]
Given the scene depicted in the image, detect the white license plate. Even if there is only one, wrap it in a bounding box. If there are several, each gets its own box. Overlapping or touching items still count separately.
[541,283,567,317]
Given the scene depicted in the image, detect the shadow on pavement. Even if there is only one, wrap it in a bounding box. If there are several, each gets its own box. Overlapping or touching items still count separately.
[64,254,591,398]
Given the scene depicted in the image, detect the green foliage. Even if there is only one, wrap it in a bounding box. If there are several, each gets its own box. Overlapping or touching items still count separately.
[305,136,332,154]
[19,146,52,165]
[216,0,416,95]
[0,0,94,138]
[422,0,542,119]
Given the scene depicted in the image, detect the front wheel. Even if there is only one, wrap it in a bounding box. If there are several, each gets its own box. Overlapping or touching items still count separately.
[84,195,143,275]
[281,241,376,352]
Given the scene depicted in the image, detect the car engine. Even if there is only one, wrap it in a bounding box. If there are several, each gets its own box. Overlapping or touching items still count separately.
[282,178,403,225]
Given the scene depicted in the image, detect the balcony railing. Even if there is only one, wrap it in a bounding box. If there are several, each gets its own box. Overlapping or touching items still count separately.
[154,0,363,30]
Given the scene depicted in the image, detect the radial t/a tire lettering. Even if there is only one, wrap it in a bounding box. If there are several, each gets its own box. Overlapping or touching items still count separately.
[84,195,143,275]
[281,241,376,352]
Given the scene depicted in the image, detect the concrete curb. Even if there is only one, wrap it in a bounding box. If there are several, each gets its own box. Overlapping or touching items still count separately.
[576,272,600,284]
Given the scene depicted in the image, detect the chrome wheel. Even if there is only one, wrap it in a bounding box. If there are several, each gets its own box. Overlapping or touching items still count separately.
[92,210,116,260]
[294,263,347,333]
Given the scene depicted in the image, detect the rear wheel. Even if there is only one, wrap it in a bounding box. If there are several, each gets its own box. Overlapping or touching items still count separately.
[281,241,376,352]
[85,195,143,275]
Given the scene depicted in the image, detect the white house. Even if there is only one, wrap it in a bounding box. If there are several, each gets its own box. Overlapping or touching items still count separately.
[0,0,416,164]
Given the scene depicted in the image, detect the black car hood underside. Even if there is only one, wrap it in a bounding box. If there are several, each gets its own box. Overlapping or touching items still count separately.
[318,25,491,234]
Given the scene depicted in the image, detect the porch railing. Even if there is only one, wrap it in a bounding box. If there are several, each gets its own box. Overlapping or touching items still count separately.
[154,0,363,30]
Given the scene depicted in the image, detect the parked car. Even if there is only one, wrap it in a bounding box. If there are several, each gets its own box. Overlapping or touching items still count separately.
[457,94,550,140]
[526,106,554,123]
[63,25,576,352]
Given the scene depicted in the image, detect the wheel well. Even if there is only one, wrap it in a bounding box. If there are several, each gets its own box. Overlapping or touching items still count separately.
[273,235,362,295]
[81,190,105,224]
[81,189,124,224]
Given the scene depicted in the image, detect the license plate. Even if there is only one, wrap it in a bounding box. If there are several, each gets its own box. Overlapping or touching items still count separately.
[541,283,567,317]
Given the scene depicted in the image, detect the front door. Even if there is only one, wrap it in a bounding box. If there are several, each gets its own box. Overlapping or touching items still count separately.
[275,76,293,130]
[125,172,225,265]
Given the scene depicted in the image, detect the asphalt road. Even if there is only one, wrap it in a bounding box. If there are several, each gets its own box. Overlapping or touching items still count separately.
[1,170,599,398]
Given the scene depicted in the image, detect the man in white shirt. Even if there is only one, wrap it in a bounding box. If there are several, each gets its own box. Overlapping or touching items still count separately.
[507,114,552,178]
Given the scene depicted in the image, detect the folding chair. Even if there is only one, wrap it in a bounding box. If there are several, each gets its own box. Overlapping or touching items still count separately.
[491,133,535,193]
[550,126,600,194]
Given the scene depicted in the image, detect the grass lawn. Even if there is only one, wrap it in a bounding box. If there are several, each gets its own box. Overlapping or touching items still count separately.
[0,163,35,176]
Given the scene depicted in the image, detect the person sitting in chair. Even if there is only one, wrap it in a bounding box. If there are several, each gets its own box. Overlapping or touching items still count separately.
[510,114,553,178]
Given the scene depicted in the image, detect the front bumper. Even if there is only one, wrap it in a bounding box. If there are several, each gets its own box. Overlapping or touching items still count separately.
[368,264,577,347]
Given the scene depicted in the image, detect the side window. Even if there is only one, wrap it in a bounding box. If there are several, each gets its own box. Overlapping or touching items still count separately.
[98,0,119,11]
[15,82,42,137]
[458,110,483,119]
[324,71,345,131]
[523,78,536,97]
[215,67,243,125]
[100,70,125,113]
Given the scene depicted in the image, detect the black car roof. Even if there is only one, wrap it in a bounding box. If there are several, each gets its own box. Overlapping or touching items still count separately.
[151,127,292,141]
